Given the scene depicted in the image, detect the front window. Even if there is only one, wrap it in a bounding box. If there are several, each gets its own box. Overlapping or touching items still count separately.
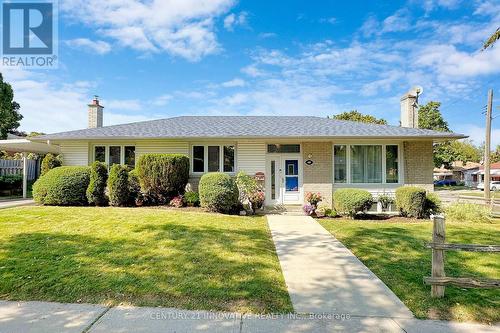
[124,146,136,168]
[109,146,121,166]
[386,145,399,183]
[93,145,136,168]
[333,144,399,184]
[193,146,204,172]
[208,146,220,172]
[334,145,347,183]
[95,146,105,163]
[350,145,382,183]
[223,146,235,172]
[267,144,300,153]
[192,144,235,173]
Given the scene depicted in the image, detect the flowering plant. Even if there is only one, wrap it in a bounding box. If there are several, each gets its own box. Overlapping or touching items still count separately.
[169,195,184,208]
[303,203,315,215]
[305,192,322,206]
[249,190,265,209]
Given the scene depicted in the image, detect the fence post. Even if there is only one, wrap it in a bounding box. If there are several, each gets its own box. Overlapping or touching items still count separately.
[431,215,446,297]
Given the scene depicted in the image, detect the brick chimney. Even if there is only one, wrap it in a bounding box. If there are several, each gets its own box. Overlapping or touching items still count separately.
[88,95,103,128]
[400,90,419,128]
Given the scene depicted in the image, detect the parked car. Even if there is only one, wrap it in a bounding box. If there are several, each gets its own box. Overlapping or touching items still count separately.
[477,181,500,191]
[434,179,457,186]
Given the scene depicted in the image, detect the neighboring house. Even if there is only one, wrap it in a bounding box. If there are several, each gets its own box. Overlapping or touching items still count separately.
[433,161,481,185]
[469,162,500,188]
[30,93,465,206]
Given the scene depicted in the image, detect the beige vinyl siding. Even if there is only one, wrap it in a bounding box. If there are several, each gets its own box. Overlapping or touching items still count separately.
[135,141,189,158]
[236,141,266,175]
[60,142,89,166]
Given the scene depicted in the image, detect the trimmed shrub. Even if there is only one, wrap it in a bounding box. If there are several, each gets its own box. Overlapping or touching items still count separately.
[41,153,61,176]
[199,172,239,213]
[136,154,189,203]
[33,166,90,205]
[445,203,492,223]
[108,164,129,207]
[184,191,199,206]
[86,161,108,206]
[424,192,442,217]
[0,174,22,191]
[333,189,373,218]
[395,187,427,218]
[128,169,141,206]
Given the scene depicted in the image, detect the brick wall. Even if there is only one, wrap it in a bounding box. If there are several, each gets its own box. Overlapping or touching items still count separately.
[302,142,333,205]
[403,141,434,192]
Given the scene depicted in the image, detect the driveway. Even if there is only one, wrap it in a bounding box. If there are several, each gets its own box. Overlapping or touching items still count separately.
[266,215,413,318]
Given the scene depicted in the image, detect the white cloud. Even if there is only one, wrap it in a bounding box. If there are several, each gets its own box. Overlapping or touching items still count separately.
[419,0,462,12]
[221,78,246,87]
[104,99,142,111]
[61,0,235,61]
[65,38,112,54]
[151,94,172,107]
[258,32,277,39]
[223,11,248,31]
[382,9,411,33]
[454,124,500,146]
[414,44,500,77]
[1,68,157,133]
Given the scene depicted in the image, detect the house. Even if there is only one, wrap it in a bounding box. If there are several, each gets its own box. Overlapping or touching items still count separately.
[433,161,481,185]
[29,91,465,206]
[469,162,500,188]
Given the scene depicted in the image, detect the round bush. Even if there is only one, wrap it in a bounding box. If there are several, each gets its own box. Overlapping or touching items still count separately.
[136,154,189,203]
[395,186,426,218]
[333,189,373,218]
[86,161,108,206]
[41,153,61,176]
[33,166,90,205]
[108,164,129,207]
[199,172,239,213]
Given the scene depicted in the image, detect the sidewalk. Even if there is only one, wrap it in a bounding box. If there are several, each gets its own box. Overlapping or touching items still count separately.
[0,300,498,333]
[0,199,35,209]
[266,215,413,317]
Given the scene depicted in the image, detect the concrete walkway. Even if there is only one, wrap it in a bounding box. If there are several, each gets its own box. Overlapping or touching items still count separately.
[266,215,413,318]
[1,301,499,333]
[0,199,35,209]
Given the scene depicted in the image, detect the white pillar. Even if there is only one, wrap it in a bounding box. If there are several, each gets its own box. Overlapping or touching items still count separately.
[22,152,27,199]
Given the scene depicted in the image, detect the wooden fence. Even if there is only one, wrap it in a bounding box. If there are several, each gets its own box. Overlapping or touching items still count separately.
[0,159,38,180]
[424,215,500,297]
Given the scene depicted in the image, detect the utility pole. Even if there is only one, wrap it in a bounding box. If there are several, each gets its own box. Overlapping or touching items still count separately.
[484,89,493,202]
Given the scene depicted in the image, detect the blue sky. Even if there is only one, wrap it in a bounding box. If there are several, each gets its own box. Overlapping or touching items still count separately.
[3,0,500,145]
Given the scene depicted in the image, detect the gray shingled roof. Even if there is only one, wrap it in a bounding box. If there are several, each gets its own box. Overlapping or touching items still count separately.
[32,116,466,140]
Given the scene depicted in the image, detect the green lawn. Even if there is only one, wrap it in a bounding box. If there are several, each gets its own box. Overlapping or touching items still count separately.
[319,218,500,324]
[0,206,292,314]
[459,191,498,198]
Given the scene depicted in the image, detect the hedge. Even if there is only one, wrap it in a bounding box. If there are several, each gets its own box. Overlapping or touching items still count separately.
[33,166,90,205]
[136,154,189,203]
[86,161,108,206]
[333,188,373,218]
[108,164,129,207]
[0,174,22,191]
[199,172,239,213]
[395,186,427,218]
[128,169,141,205]
[41,153,61,176]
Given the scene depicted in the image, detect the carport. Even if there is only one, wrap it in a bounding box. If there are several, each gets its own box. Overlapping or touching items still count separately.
[0,138,60,198]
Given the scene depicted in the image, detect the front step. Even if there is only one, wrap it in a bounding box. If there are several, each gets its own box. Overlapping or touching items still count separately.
[263,204,305,215]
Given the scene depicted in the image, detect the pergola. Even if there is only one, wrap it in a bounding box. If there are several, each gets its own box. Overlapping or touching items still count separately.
[0,138,60,198]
